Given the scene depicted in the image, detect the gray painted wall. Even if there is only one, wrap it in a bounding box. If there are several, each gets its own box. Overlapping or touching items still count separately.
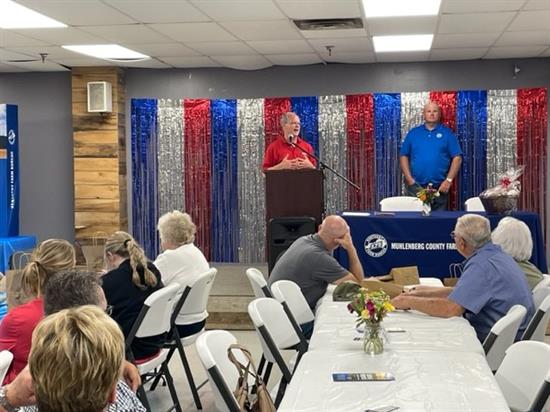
[0,72,73,242]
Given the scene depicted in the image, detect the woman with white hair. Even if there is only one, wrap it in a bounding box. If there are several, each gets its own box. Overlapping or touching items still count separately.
[492,216,544,290]
[154,210,209,337]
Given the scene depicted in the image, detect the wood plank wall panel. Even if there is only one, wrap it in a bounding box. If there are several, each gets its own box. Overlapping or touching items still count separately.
[72,67,127,243]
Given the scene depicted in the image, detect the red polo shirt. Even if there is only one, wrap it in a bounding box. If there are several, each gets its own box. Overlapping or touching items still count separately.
[262,136,316,170]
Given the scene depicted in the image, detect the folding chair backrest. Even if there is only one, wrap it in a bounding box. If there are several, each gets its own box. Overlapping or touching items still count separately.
[177,268,217,318]
[522,294,550,342]
[379,196,423,212]
[196,330,241,412]
[270,280,314,325]
[246,267,272,298]
[0,350,13,383]
[134,282,181,339]
[495,340,550,412]
[533,275,550,293]
[464,196,485,211]
[533,286,550,316]
[483,304,527,371]
[248,298,301,379]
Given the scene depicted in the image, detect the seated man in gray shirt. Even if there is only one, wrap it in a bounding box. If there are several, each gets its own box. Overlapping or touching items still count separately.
[268,215,364,314]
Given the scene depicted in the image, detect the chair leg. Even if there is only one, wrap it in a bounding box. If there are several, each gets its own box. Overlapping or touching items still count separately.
[162,362,183,412]
[137,384,152,412]
[176,339,203,410]
[150,346,176,391]
[274,377,288,408]
[257,354,266,376]
[263,361,273,385]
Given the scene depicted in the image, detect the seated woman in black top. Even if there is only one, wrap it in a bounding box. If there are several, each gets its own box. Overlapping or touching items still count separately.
[101,231,164,361]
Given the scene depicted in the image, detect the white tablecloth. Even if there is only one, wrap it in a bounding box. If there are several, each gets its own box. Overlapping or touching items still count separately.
[278,350,509,412]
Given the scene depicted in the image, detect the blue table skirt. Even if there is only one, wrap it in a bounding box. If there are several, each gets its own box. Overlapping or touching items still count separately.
[335,211,547,279]
[0,235,37,273]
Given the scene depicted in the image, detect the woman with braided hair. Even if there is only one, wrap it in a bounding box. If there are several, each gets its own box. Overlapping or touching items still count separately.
[0,239,75,384]
[101,231,164,360]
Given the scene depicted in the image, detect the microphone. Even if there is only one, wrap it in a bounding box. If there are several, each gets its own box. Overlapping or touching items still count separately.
[287,133,295,144]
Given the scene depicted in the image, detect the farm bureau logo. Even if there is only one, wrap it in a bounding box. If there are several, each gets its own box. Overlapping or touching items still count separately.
[364,234,388,258]
[8,129,16,145]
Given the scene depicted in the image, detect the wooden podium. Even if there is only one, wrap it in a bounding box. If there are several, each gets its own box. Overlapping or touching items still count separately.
[265,169,324,226]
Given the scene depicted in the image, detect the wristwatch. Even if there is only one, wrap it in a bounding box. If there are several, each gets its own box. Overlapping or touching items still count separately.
[446,178,453,183]
[0,386,19,412]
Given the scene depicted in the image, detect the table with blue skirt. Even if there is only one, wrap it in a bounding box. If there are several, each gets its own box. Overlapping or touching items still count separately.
[0,235,37,273]
[334,211,547,279]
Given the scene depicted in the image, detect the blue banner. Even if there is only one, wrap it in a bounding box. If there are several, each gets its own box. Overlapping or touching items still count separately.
[0,104,19,237]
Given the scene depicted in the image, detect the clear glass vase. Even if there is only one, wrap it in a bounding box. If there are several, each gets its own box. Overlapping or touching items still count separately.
[363,322,384,355]
[421,202,432,216]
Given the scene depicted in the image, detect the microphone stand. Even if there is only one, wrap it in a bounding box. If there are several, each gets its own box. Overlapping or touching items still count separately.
[290,141,360,191]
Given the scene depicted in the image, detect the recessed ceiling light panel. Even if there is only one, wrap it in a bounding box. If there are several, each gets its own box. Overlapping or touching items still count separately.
[0,0,66,28]
[363,0,441,18]
[62,45,150,61]
[373,34,434,52]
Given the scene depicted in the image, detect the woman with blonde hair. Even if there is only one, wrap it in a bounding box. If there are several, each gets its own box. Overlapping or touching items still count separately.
[0,239,75,384]
[101,231,164,360]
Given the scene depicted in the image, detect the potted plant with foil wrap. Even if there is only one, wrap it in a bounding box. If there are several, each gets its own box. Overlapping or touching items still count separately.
[347,288,394,355]
[416,183,440,216]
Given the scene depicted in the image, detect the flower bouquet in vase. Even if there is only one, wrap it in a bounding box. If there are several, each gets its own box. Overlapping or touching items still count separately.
[416,183,440,216]
[347,288,395,355]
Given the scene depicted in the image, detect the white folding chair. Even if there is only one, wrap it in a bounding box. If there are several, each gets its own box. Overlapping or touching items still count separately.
[483,304,527,372]
[245,267,272,298]
[464,196,485,211]
[495,341,550,412]
[126,282,182,412]
[248,297,306,407]
[150,268,217,409]
[533,275,550,293]
[196,330,242,412]
[0,350,13,384]
[533,286,550,314]
[270,280,314,339]
[379,196,423,211]
[522,294,550,342]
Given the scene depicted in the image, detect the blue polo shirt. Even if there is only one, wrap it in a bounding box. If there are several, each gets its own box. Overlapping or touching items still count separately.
[448,242,534,342]
[400,124,462,186]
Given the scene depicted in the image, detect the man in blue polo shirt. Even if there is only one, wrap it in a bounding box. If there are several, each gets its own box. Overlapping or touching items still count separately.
[400,101,462,210]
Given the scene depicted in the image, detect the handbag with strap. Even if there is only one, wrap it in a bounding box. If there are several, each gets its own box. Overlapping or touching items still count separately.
[227,344,276,412]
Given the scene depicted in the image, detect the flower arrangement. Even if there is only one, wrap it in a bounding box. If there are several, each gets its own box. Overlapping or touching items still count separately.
[347,288,395,326]
[416,183,440,205]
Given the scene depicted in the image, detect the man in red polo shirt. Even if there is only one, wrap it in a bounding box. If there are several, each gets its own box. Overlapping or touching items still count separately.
[262,112,317,170]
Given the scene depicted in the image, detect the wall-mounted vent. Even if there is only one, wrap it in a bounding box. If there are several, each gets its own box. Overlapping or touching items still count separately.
[293,18,363,31]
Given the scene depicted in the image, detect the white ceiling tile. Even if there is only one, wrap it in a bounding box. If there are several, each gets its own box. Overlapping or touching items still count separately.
[15,0,137,26]
[125,43,201,57]
[523,0,550,10]
[276,0,361,19]
[11,28,105,46]
[148,22,237,42]
[6,46,82,59]
[540,46,550,56]
[104,0,209,23]
[324,52,376,64]
[0,30,49,47]
[80,25,172,44]
[220,20,303,40]
[0,49,36,61]
[159,56,221,68]
[300,28,367,39]
[211,54,272,70]
[266,53,321,65]
[0,63,28,72]
[441,0,525,13]
[430,47,488,60]
[366,16,437,36]
[376,51,430,62]
[2,60,69,72]
[184,41,257,55]
[484,45,547,58]
[439,12,516,34]
[495,31,550,46]
[507,11,550,31]
[308,37,373,53]
[54,57,115,67]
[115,58,172,69]
[248,39,314,54]
[191,1,285,21]
[432,32,500,48]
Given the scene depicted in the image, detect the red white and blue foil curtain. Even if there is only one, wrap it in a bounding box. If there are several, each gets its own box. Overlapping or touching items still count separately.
[131,88,547,262]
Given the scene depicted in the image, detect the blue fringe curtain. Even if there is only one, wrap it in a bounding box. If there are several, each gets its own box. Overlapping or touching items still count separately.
[291,96,319,156]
